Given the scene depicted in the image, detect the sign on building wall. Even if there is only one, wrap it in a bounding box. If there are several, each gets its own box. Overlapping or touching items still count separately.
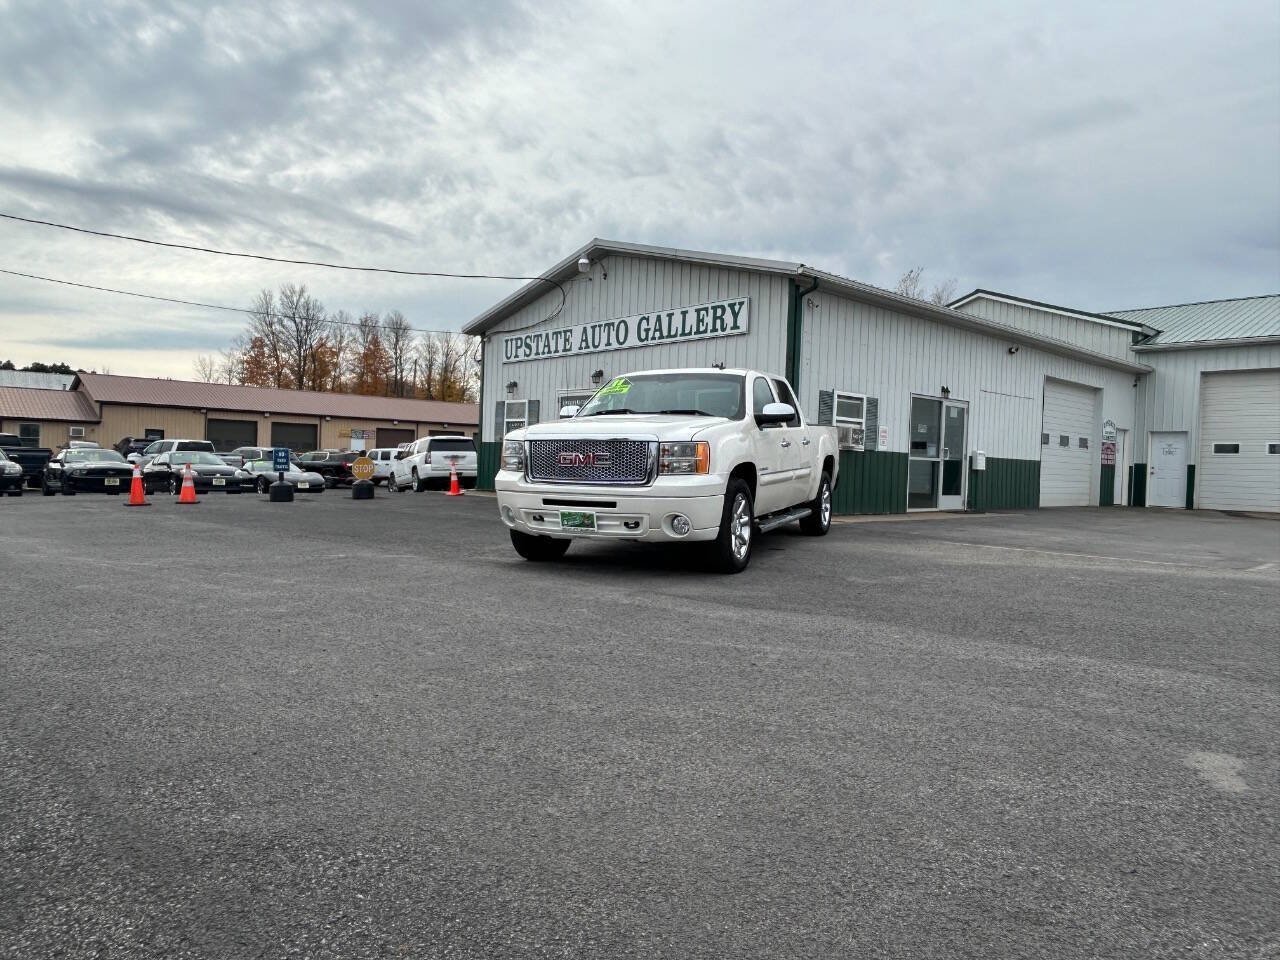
[1102,419,1117,441]
[1101,441,1117,466]
[501,297,750,364]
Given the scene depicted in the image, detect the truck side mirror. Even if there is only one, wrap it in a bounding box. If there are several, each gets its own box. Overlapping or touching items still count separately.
[755,402,795,427]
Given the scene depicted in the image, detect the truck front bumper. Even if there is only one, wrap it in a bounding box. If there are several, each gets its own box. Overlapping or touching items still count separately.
[495,471,725,542]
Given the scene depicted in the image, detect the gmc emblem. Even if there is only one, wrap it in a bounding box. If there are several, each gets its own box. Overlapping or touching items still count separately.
[558,451,610,468]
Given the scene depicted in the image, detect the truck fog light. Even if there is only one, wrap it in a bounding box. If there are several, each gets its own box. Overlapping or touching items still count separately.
[669,514,691,536]
[502,506,516,525]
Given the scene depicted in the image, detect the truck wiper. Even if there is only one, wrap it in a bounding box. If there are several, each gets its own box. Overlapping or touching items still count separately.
[657,409,714,416]
[586,408,637,416]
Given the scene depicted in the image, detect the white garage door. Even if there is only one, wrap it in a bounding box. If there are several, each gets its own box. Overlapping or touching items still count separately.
[1040,380,1097,507]
[1197,370,1280,511]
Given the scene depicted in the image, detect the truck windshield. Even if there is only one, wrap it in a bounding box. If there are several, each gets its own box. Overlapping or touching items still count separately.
[578,373,745,420]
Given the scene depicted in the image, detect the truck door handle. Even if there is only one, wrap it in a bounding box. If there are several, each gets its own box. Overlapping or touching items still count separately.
[779,439,792,448]
[801,438,811,446]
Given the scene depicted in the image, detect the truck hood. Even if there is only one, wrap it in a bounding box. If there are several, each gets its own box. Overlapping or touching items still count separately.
[521,414,728,441]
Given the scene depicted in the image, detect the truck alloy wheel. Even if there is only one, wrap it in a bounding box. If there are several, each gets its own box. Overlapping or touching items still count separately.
[800,471,833,536]
[709,478,753,573]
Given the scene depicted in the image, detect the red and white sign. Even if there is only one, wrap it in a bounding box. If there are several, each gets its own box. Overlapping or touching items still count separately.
[1101,441,1117,466]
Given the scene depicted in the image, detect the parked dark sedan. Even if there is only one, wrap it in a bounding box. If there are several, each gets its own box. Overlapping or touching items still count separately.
[142,451,252,494]
[42,448,135,495]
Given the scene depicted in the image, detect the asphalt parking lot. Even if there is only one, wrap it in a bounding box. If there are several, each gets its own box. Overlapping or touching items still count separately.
[1,491,1277,959]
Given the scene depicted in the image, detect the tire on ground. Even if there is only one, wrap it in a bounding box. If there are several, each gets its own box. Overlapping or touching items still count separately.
[510,529,572,562]
[707,477,753,573]
[799,470,833,536]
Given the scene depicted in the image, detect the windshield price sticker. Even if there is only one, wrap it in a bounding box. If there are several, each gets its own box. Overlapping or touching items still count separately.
[598,377,631,397]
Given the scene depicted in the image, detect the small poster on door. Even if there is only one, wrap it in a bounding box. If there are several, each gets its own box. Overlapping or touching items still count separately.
[878,426,889,449]
[1101,441,1116,466]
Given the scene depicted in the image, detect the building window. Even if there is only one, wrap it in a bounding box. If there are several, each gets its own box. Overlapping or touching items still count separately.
[1078,437,1089,449]
[1059,435,1069,447]
[1041,433,1049,446]
[144,428,165,439]
[1212,442,1240,454]
[17,423,40,447]
[1268,442,1280,455]
[504,399,527,434]
[557,389,594,417]
[834,391,865,450]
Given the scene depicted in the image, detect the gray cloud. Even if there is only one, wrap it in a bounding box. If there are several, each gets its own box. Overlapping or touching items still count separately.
[0,0,1277,375]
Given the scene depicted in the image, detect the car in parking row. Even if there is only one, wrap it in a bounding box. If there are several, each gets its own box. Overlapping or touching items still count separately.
[41,447,136,495]
[240,459,326,493]
[141,451,252,494]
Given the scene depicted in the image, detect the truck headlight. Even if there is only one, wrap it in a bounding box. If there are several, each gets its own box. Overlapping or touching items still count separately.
[3,462,19,475]
[658,441,709,475]
[502,440,526,472]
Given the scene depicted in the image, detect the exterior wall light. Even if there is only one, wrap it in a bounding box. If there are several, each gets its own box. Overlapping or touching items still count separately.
[941,386,951,398]
[591,369,605,386]
[506,381,518,397]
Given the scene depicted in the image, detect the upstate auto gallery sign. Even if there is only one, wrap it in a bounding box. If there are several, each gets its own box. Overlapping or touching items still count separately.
[501,296,749,363]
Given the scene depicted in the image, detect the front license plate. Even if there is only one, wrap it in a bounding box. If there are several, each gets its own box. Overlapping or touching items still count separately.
[297,481,309,489]
[212,478,226,486]
[104,477,120,486]
[559,510,596,530]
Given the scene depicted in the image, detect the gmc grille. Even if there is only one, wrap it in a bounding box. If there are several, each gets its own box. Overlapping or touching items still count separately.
[528,439,654,485]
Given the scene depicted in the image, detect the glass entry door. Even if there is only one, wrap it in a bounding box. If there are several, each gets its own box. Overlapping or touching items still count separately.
[908,396,968,510]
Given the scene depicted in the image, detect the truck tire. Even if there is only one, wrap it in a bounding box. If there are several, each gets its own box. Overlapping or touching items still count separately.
[799,470,833,536]
[413,469,425,493]
[510,530,571,562]
[708,477,753,573]
[42,478,54,496]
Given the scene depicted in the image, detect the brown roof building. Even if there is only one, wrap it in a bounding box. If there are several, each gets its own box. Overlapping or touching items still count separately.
[0,373,477,454]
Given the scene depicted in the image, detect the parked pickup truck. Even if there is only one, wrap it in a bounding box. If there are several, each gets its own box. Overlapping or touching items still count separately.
[0,433,53,489]
[495,368,839,573]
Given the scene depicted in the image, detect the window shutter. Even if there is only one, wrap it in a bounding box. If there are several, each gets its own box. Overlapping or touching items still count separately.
[865,397,879,451]
[817,390,834,426]
[527,400,540,425]
[494,401,505,439]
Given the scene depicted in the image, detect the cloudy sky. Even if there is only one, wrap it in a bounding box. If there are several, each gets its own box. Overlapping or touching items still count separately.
[1,0,1277,377]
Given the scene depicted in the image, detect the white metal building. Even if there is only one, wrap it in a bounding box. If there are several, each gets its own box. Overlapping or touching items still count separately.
[464,240,1276,515]
[1107,296,1280,512]
[467,241,1157,514]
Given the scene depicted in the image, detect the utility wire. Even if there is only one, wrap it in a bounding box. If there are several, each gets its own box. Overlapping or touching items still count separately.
[0,266,472,338]
[0,210,567,317]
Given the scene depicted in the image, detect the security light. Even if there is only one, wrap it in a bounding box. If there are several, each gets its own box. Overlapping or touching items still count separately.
[591,369,605,386]
[506,381,518,397]
[578,257,590,273]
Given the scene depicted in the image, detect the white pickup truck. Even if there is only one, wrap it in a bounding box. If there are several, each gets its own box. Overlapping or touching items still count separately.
[495,368,840,572]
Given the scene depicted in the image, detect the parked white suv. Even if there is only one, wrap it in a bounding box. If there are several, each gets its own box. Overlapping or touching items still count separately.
[389,435,478,492]
[495,368,839,572]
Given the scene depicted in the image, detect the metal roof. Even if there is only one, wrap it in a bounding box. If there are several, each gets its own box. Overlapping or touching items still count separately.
[1106,295,1280,348]
[0,370,77,390]
[73,373,478,424]
[948,289,1146,330]
[465,239,1152,374]
[0,386,100,422]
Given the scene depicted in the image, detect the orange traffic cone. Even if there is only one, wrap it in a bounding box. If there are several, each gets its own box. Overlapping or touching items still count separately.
[446,462,463,496]
[177,462,199,504]
[124,461,149,507]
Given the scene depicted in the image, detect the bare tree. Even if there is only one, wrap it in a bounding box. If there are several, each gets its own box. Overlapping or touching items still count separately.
[895,267,958,306]
[894,266,925,300]
[383,310,413,397]
[246,289,287,388]
[193,354,219,382]
[276,283,326,390]
[220,335,248,384]
[325,311,354,391]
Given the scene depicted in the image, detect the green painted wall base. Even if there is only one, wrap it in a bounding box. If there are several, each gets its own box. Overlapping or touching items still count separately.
[478,440,500,491]
[966,457,1040,511]
[1130,463,1147,506]
[834,450,908,515]
[1099,464,1116,506]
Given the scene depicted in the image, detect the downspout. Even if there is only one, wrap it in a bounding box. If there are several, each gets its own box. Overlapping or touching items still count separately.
[786,273,820,394]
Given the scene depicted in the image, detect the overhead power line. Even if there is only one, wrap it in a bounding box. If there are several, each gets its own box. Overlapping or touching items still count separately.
[0,266,471,338]
[0,210,566,314]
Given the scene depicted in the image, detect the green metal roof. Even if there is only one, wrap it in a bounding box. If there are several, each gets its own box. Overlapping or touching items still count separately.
[1107,294,1280,346]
